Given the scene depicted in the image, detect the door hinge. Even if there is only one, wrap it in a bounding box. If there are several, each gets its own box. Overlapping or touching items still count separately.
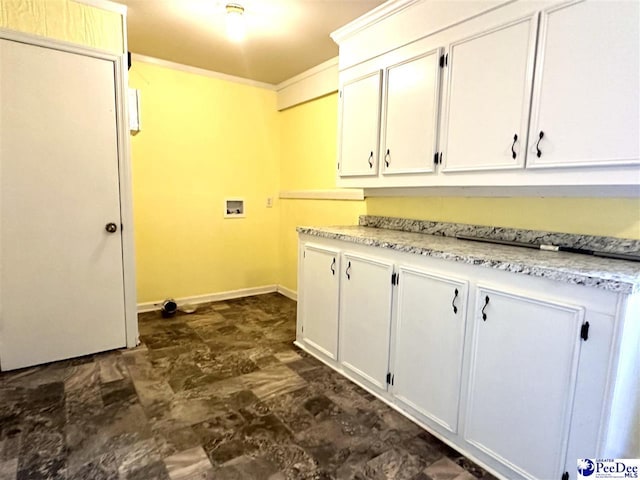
[337,162,340,170]
[386,372,394,385]
[303,251,306,259]
[120,223,124,232]
[439,153,443,164]
[391,272,399,285]
[439,53,448,68]
[562,472,569,480]
[433,152,439,165]
[339,90,342,98]
[580,321,590,341]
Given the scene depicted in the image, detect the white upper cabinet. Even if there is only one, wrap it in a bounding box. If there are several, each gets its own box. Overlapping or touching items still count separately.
[332,0,640,190]
[527,0,640,168]
[381,49,442,175]
[338,71,382,176]
[440,15,538,172]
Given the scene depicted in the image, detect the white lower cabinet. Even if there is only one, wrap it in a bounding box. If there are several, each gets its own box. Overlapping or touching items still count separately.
[299,244,340,360]
[464,287,585,480]
[392,266,468,433]
[339,252,394,390]
[296,234,639,480]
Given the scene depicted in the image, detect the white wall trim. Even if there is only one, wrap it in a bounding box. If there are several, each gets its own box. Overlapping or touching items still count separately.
[72,0,128,15]
[130,54,277,91]
[279,189,365,201]
[363,185,640,198]
[330,0,422,44]
[137,285,298,313]
[277,285,298,301]
[276,57,339,110]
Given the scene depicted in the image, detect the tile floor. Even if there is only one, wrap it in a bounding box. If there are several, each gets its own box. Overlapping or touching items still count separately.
[0,293,497,480]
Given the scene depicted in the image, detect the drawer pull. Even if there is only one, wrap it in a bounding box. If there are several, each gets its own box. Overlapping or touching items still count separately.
[511,134,518,159]
[452,288,459,314]
[330,258,336,276]
[346,261,351,280]
[368,151,374,168]
[482,295,490,321]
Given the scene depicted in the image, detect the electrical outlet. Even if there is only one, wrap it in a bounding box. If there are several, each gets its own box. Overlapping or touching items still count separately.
[266,197,273,208]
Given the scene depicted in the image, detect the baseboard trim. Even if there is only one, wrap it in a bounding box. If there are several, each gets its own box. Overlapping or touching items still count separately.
[277,285,298,301]
[137,285,283,313]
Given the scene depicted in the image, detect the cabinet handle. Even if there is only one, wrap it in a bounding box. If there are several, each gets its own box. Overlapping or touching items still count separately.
[535,131,544,158]
[330,258,336,276]
[368,151,374,168]
[346,261,351,280]
[481,295,490,321]
[452,288,459,314]
[511,134,518,159]
[384,149,390,168]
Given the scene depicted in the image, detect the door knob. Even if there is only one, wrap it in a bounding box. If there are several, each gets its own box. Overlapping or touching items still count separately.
[105,222,118,233]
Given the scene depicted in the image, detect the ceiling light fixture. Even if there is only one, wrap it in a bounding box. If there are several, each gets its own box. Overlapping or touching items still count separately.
[225,3,246,42]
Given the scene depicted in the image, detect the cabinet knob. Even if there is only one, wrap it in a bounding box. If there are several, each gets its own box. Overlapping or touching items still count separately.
[511,134,518,159]
[482,295,490,321]
[368,151,374,168]
[452,288,459,314]
[105,222,118,233]
[535,131,544,158]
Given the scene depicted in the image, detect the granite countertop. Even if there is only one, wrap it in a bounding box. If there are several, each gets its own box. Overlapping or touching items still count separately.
[297,225,640,294]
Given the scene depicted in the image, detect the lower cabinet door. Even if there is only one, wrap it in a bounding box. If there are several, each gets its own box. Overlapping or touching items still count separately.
[392,267,468,433]
[339,252,394,390]
[464,286,585,480]
[301,244,340,360]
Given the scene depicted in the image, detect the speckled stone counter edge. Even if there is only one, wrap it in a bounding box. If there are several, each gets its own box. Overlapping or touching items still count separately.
[359,216,640,254]
[297,226,640,294]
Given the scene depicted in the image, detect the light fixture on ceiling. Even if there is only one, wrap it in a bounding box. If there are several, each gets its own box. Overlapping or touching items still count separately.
[225,3,246,42]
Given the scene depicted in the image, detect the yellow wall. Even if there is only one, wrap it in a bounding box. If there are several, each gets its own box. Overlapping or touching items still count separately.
[0,0,123,53]
[129,62,281,303]
[367,197,640,239]
[279,93,366,292]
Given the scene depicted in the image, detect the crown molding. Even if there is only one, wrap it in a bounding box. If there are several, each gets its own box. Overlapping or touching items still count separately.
[330,0,423,44]
[130,54,277,90]
[276,57,338,91]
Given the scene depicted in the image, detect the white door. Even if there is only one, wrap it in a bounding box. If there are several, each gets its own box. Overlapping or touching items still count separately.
[301,245,340,360]
[527,1,640,168]
[338,71,382,177]
[381,49,441,175]
[0,39,127,370]
[392,267,467,433]
[464,287,584,480]
[440,15,538,172]
[339,252,393,390]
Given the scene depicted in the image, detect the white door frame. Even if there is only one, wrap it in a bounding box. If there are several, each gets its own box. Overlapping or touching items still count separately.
[0,28,139,348]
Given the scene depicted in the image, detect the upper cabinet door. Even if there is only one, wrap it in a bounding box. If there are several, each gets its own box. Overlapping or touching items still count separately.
[338,71,382,177]
[381,49,442,175]
[527,1,640,168]
[440,15,538,172]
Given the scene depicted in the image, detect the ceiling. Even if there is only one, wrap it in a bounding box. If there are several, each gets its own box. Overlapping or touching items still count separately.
[118,0,386,85]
